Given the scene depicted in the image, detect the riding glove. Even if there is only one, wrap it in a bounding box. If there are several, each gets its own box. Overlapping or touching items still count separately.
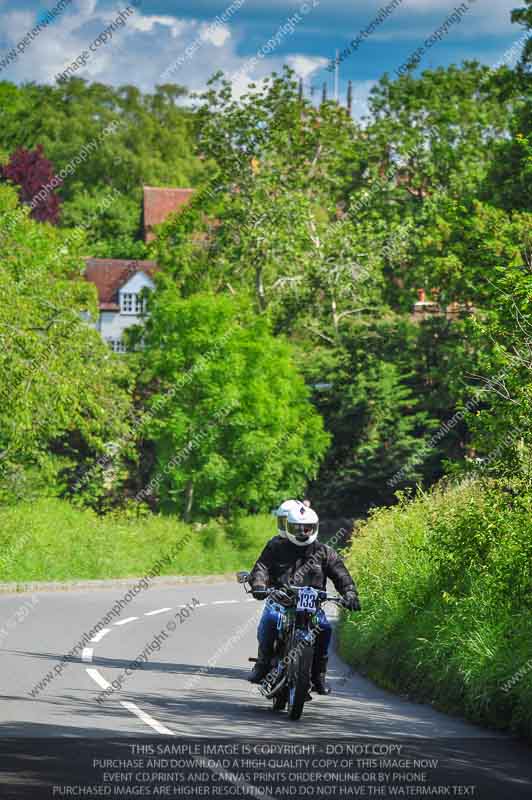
[343,592,361,612]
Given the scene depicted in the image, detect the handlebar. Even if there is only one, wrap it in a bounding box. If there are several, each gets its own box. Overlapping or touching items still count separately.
[252,585,346,608]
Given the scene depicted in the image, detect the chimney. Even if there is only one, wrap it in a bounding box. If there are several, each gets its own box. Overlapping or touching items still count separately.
[347,80,353,116]
[322,82,327,104]
[298,77,303,101]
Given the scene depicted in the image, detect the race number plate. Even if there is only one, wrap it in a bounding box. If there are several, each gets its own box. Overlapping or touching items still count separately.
[296,588,318,612]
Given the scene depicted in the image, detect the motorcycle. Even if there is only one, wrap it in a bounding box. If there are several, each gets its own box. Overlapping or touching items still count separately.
[237,571,346,720]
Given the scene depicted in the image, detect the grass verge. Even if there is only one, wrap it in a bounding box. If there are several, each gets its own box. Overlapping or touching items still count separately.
[0,498,272,583]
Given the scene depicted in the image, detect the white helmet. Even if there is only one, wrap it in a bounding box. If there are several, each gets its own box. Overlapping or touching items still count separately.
[273,499,301,537]
[285,503,319,547]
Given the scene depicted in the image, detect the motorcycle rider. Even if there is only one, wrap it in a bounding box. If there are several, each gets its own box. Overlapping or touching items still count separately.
[248,501,361,694]
[244,498,300,679]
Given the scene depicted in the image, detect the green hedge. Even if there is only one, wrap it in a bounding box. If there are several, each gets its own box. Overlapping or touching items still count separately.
[337,479,532,739]
[0,498,273,583]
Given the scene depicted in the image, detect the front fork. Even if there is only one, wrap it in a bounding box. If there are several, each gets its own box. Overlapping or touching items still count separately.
[261,609,320,697]
[287,612,319,674]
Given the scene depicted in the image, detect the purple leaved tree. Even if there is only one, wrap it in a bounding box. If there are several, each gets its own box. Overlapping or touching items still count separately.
[1,144,62,224]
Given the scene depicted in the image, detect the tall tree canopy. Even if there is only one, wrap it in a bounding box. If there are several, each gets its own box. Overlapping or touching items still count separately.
[0,79,205,257]
[1,0,530,517]
[0,184,132,500]
[512,0,532,65]
[136,291,330,519]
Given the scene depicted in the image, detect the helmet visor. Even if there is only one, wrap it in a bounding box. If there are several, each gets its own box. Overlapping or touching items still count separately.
[279,515,288,533]
[287,521,317,542]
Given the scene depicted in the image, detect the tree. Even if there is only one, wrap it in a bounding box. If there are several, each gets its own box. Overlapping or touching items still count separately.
[364,63,521,203]
[1,144,61,223]
[307,318,440,514]
[512,0,532,66]
[136,291,330,519]
[60,188,150,260]
[0,79,205,257]
[410,197,531,308]
[195,68,363,205]
[156,69,378,340]
[462,219,532,482]
[486,100,532,212]
[0,184,132,501]
[348,63,524,305]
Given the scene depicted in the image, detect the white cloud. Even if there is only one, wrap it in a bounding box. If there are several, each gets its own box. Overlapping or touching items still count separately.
[286,54,328,78]
[229,69,257,97]
[127,15,187,39]
[1,10,35,39]
[0,0,523,94]
[200,22,231,47]
[0,0,246,90]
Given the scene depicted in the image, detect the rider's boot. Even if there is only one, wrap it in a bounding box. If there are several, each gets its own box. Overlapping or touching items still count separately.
[248,646,272,683]
[311,655,331,695]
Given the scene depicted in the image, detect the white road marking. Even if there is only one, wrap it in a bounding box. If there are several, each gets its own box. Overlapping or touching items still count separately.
[212,600,239,605]
[144,607,172,616]
[86,668,111,690]
[120,699,271,800]
[121,701,175,736]
[84,595,258,742]
[90,628,111,643]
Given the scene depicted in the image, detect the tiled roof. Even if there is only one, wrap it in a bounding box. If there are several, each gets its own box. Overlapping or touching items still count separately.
[143,186,194,241]
[84,258,158,311]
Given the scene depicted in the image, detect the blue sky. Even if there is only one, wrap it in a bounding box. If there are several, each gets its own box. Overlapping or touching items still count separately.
[0,0,527,116]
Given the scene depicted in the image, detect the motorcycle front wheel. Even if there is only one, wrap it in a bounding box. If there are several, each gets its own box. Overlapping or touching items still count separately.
[287,644,313,721]
[272,685,288,711]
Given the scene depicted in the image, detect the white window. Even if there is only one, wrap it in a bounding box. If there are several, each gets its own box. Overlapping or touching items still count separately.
[106,338,127,354]
[121,292,145,315]
[121,293,134,314]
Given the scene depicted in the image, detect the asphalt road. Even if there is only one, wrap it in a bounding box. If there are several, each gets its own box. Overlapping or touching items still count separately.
[1,580,531,798]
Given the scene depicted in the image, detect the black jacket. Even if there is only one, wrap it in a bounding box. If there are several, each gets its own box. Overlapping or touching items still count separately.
[249,536,357,598]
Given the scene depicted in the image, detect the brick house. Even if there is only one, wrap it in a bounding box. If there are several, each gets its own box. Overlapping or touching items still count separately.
[84,258,158,352]
[85,186,193,352]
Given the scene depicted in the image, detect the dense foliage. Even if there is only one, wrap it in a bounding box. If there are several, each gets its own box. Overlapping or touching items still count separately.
[0,3,530,518]
[135,291,329,519]
[0,184,132,503]
[338,478,532,739]
[0,80,204,258]
[153,52,530,513]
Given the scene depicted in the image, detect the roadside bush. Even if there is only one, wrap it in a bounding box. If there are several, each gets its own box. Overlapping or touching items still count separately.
[337,478,532,739]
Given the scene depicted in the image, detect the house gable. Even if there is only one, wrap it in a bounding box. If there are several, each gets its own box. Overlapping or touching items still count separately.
[84,258,159,310]
[118,270,156,316]
[119,270,155,295]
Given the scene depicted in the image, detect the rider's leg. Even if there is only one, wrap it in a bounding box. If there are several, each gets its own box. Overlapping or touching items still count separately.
[312,610,332,694]
[248,603,280,683]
